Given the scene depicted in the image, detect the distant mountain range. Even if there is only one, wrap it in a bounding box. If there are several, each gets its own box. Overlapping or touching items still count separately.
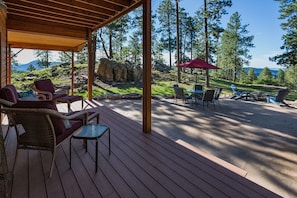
[13,60,61,72]
[13,60,282,77]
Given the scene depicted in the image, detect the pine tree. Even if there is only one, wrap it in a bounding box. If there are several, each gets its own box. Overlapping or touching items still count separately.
[218,12,254,82]
[27,64,36,72]
[157,0,176,68]
[34,50,51,68]
[98,15,130,60]
[277,69,285,84]
[76,45,88,64]
[59,52,72,63]
[257,67,273,84]
[271,0,297,67]
[247,67,257,83]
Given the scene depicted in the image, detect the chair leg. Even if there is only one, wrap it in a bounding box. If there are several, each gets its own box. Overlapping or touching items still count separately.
[67,102,71,112]
[12,148,19,174]
[70,137,72,169]
[49,149,56,178]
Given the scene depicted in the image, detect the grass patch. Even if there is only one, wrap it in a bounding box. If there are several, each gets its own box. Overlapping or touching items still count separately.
[11,65,297,101]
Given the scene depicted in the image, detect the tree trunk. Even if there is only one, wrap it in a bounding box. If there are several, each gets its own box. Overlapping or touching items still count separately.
[204,0,210,87]
[176,0,181,83]
[99,31,110,59]
[92,33,97,82]
[109,30,113,59]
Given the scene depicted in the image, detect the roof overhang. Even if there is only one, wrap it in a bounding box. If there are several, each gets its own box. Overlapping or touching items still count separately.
[4,0,142,52]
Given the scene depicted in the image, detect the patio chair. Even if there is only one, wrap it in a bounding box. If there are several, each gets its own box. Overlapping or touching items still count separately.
[174,87,192,104]
[214,87,223,104]
[230,84,250,100]
[267,88,289,107]
[0,84,46,141]
[1,100,89,177]
[33,79,83,112]
[202,89,215,108]
[192,84,203,101]
[0,84,45,104]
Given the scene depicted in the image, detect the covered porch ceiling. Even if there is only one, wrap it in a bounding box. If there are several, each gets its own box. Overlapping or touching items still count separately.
[4,0,142,51]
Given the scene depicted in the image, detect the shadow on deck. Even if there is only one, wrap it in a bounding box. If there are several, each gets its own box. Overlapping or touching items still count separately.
[1,100,280,197]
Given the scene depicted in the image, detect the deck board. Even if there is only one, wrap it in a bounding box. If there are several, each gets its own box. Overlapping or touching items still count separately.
[97,105,243,197]
[1,100,281,198]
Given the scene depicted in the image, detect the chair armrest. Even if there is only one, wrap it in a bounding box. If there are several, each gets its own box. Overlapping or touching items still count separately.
[29,84,53,100]
[50,109,89,125]
[55,85,70,95]
[0,98,14,107]
[36,94,47,100]
[37,90,53,100]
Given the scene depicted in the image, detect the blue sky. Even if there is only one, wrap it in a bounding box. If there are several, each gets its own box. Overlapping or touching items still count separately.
[15,0,284,69]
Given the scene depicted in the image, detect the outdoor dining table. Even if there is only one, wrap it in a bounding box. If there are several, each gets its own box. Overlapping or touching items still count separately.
[187,89,204,103]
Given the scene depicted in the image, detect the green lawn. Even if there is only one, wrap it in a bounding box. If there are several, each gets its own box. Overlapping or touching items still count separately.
[11,66,297,101]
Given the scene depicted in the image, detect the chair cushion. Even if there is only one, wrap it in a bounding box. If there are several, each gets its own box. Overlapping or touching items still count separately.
[56,120,82,144]
[56,95,83,103]
[12,100,66,135]
[34,79,55,93]
[18,90,36,98]
[66,109,98,123]
[52,93,68,100]
[0,85,19,103]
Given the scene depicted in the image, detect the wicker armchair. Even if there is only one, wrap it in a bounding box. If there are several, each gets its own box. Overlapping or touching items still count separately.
[1,106,88,178]
[32,79,84,112]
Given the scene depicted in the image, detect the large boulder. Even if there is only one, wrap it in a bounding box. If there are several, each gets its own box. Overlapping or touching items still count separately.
[153,61,170,73]
[97,58,142,82]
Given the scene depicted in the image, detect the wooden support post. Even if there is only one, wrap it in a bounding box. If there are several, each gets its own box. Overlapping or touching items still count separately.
[87,29,93,101]
[7,45,11,84]
[142,0,152,133]
[71,51,74,95]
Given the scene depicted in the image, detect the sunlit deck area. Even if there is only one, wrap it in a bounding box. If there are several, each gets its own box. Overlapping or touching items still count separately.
[1,100,281,197]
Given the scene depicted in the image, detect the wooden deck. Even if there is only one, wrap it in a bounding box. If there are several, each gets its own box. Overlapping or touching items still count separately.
[1,100,281,197]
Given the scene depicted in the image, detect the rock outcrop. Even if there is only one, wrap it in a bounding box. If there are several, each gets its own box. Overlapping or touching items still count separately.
[97,58,142,82]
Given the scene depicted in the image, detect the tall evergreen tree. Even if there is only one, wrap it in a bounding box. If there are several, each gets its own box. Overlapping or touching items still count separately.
[27,64,36,72]
[218,12,254,82]
[271,0,297,67]
[98,15,130,60]
[194,0,232,86]
[59,52,72,63]
[76,45,88,64]
[128,7,144,64]
[157,0,176,68]
[113,15,130,61]
[35,50,51,68]
[129,32,142,64]
[277,69,285,84]
[183,16,197,61]
[257,67,273,84]
[247,67,257,83]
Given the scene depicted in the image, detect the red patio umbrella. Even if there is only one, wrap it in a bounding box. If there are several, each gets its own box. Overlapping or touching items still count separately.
[178,58,219,69]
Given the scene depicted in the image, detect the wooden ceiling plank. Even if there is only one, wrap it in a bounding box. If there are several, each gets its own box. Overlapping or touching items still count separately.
[93,1,143,31]
[10,12,93,29]
[8,42,84,52]
[75,0,123,12]
[104,0,131,7]
[6,2,101,23]
[7,16,87,39]
[48,0,115,17]
[8,7,98,26]
[4,0,143,51]
[19,0,109,20]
